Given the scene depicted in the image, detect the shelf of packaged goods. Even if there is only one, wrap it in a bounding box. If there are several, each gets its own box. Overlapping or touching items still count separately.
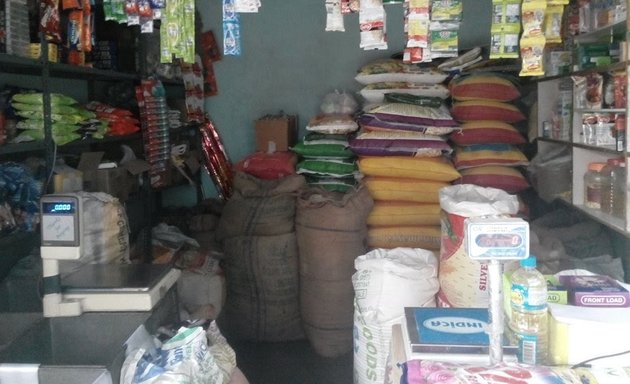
[59,132,143,148]
[575,108,626,114]
[0,141,47,156]
[571,142,622,154]
[573,18,627,44]
[0,53,140,82]
[572,203,628,235]
[47,62,139,82]
[0,54,44,76]
[537,137,572,146]
[536,61,629,83]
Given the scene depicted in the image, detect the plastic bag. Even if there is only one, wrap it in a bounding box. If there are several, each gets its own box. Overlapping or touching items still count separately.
[120,322,237,384]
[320,90,358,115]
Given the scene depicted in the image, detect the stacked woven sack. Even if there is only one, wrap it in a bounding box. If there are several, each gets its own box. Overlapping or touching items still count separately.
[351,59,461,252]
[448,74,530,194]
[292,91,361,192]
[292,113,360,192]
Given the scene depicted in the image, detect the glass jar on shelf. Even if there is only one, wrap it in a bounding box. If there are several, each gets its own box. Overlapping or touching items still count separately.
[584,161,607,210]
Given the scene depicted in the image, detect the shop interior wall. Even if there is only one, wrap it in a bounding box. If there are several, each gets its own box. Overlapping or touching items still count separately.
[172,0,492,203]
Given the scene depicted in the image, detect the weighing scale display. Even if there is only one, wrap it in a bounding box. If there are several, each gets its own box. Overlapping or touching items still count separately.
[40,196,80,246]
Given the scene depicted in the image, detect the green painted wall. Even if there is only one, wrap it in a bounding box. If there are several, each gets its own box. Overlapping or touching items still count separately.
[167,0,493,204]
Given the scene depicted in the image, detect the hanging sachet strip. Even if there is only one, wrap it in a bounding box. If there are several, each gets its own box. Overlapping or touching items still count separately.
[326,0,345,31]
[223,0,242,56]
[359,0,388,50]
[235,0,261,13]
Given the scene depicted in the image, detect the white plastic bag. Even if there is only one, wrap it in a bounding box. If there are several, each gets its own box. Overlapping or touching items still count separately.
[120,322,237,384]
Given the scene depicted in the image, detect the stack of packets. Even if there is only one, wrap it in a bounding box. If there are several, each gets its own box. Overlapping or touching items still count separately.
[135,79,171,188]
[84,101,140,136]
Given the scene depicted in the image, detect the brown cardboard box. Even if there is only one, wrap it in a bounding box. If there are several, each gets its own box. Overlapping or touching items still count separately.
[78,151,150,201]
[255,114,297,153]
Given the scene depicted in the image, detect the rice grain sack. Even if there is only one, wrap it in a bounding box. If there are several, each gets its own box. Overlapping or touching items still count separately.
[358,156,460,182]
[437,184,519,308]
[219,233,304,342]
[60,191,130,276]
[296,186,373,358]
[367,225,441,250]
[353,248,439,384]
[216,172,305,241]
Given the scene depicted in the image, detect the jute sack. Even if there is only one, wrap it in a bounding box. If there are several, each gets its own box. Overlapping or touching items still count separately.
[219,232,304,342]
[60,191,130,276]
[215,172,305,241]
[296,186,373,357]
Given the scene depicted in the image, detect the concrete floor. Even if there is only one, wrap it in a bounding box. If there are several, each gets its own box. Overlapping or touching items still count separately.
[230,339,353,384]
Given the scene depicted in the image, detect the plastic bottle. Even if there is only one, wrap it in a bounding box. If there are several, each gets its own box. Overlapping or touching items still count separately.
[612,160,627,219]
[601,158,622,215]
[584,162,607,210]
[509,256,548,365]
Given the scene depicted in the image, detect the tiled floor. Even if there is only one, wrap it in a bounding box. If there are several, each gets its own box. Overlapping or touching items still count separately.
[230,339,353,384]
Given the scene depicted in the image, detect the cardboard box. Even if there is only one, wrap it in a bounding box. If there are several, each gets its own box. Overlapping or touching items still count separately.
[255,114,297,153]
[77,151,150,201]
[559,274,630,308]
[53,163,83,193]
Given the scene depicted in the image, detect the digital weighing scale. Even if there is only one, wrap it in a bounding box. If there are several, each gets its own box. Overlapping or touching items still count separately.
[40,193,180,317]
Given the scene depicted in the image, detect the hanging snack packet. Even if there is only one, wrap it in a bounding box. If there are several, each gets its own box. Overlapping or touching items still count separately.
[223,0,241,56]
[326,0,345,32]
[40,0,62,43]
[430,0,462,21]
[67,10,83,51]
[519,36,545,77]
[82,0,93,52]
[490,0,521,59]
[359,2,387,50]
[406,14,430,48]
[521,0,546,38]
[430,21,459,58]
[125,0,140,25]
[544,5,564,44]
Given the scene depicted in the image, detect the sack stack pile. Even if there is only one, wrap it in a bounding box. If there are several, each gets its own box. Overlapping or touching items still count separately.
[448,73,531,194]
[350,59,461,251]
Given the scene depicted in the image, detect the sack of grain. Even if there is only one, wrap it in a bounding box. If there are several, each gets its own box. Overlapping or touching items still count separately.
[437,184,519,307]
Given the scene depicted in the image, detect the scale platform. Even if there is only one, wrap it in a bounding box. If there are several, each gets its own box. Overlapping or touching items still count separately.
[61,264,181,312]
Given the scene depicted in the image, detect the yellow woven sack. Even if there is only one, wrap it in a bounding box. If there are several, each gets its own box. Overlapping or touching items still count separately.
[358,156,460,181]
[368,202,441,226]
[364,177,448,203]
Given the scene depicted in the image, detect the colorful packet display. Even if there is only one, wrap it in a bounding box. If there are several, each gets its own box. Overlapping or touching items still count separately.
[223,0,242,56]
